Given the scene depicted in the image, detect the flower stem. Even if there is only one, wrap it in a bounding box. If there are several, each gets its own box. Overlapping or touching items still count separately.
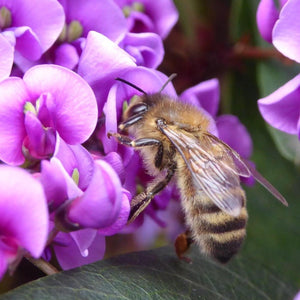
[26,257,59,275]
[46,227,59,246]
[233,42,294,65]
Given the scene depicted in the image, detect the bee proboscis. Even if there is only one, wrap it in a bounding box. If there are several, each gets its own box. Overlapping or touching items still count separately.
[108,75,288,263]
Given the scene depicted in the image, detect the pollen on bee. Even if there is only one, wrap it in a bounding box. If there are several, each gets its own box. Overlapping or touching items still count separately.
[118,124,125,131]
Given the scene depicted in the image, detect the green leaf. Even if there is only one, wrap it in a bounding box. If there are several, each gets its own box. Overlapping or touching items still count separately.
[1,246,296,300]
[267,125,300,165]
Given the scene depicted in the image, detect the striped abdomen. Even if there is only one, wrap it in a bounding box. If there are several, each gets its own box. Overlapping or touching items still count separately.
[178,171,248,263]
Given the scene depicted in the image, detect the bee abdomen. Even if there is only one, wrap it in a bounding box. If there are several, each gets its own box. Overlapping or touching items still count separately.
[204,233,246,263]
[185,201,248,263]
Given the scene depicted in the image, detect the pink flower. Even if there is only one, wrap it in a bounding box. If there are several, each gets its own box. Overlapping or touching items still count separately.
[0,64,97,165]
[0,166,48,279]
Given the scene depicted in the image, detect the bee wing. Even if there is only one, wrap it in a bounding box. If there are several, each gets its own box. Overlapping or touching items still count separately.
[198,132,252,178]
[241,158,288,206]
[160,127,251,216]
[202,133,288,206]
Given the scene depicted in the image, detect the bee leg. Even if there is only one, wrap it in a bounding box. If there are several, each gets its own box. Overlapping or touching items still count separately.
[128,162,176,223]
[109,132,164,169]
[108,132,161,149]
[118,114,144,131]
[174,230,194,263]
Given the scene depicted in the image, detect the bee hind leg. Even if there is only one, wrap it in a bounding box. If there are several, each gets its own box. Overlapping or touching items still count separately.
[128,162,176,223]
[174,230,194,263]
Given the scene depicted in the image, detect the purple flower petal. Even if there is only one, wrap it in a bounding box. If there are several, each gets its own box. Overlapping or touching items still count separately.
[49,157,83,200]
[60,0,127,43]
[0,77,30,165]
[118,66,177,96]
[102,151,126,183]
[40,159,68,209]
[216,114,253,158]
[12,0,65,53]
[13,26,43,60]
[0,35,13,81]
[23,64,98,144]
[126,11,154,34]
[294,291,300,300]
[70,229,97,256]
[121,32,164,68]
[256,0,279,43]
[68,160,122,229]
[103,84,119,153]
[0,255,8,279]
[180,78,220,117]
[69,146,95,191]
[116,0,178,39]
[142,0,179,39]
[54,43,80,70]
[53,136,95,191]
[53,230,105,270]
[97,188,131,236]
[23,112,56,159]
[279,0,288,7]
[53,135,77,175]
[258,74,300,135]
[78,31,136,112]
[273,0,300,63]
[0,166,48,260]
[122,151,141,195]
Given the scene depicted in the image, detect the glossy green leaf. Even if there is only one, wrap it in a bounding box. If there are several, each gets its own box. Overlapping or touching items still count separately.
[0,246,296,300]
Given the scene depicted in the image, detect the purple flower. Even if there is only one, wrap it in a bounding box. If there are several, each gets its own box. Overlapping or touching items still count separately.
[0,64,97,165]
[41,137,130,231]
[272,0,300,63]
[256,0,300,62]
[52,228,106,270]
[258,74,300,137]
[257,0,282,43]
[119,32,164,68]
[16,0,128,71]
[39,137,131,269]
[294,291,300,300]
[0,34,13,81]
[59,0,127,43]
[0,0,64,64]
[78,31,136,113]
[114,0,178,39]
[0,166,48,279]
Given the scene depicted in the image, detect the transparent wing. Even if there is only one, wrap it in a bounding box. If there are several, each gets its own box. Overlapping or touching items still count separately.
[159,124,288,214]
[161,126,247,216]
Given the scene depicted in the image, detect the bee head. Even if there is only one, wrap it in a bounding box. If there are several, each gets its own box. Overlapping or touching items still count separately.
[116,74,177,130]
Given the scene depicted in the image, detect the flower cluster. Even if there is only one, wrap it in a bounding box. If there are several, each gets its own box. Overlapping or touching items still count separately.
[0,0,253,278]
[256,0,300,139]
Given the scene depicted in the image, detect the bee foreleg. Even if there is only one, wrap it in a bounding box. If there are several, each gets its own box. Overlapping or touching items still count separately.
[118,114,144,130]
[108,132,161,148]
[174,230,194,263]
[128,162,176,223]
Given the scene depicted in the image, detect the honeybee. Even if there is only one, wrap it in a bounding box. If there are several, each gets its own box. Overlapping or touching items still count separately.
[108,75,288,263]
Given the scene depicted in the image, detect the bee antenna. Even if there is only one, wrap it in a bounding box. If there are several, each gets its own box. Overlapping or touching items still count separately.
[115,78,147,95]
[159,73,177,93]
